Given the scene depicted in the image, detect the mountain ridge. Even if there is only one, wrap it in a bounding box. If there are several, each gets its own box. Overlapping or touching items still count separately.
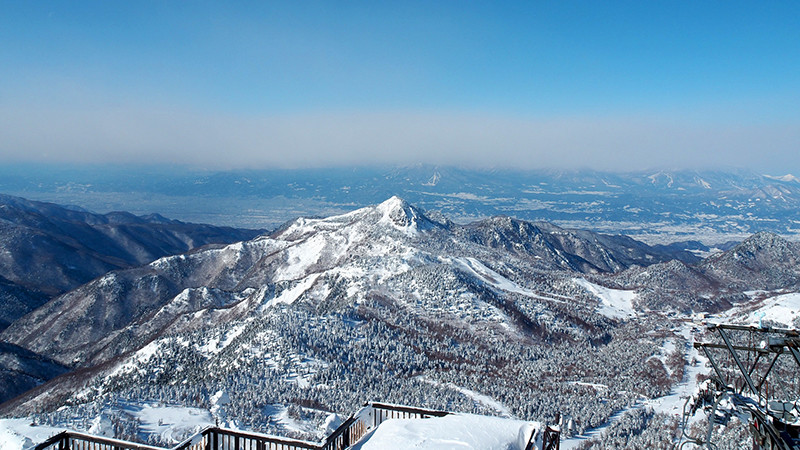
[0,193,265,330]
[0,197,729,371]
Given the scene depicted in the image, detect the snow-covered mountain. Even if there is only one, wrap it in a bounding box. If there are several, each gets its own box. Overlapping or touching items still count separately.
[0,197,702,442]
[1,197,798,448]
[699,231,800,290]
[611,232,800,312]
[1,197,694,369]
[764,173,800,183]
[0,194,264,330]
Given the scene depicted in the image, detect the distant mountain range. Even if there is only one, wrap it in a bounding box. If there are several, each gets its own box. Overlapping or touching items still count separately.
[2,196,800,446]
[1,165,799,242]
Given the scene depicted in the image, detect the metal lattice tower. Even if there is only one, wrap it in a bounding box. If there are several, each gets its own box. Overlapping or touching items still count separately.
[691,324,800,450]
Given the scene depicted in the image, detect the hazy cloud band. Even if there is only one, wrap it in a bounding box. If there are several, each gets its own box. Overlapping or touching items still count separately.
[1,106,797,172]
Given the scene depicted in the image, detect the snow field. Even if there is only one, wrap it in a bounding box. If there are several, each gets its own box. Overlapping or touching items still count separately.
[351,414,541,450]
[573,278,636,320]
[0,403,214,450]
[131,404,213,445]
[0,419,64,450]
[744,292,800,327]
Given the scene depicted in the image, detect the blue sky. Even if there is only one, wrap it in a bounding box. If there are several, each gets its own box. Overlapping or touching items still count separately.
[1,1,798,171]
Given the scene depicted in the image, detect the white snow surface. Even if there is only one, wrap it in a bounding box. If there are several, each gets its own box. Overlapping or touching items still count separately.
[260,404,324,438]
[0,419,65,450]
[257,197,424,307]
[0,404,215,450]
[765,174,800,183]
[453,257,561,303]
[88,414,114,437]
[714,291,800,328]
[107,339,162,379]
[210,390,230,421]
[263,274,321,309]
[351,414,539,450]
[323,413,343,434]
[643,325,707,417]
[417,376,513,417]
[131,403,214,445]
[742,292,800,327]
[197,322,249,355]
[275,235,329,281]
[573,278,636,319]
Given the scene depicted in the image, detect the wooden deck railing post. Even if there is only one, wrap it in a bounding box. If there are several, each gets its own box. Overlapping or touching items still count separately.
[541,426,560,450]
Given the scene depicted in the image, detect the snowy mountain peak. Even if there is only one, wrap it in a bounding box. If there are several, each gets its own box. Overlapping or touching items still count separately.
[648,171,674,188]
[731,231,792,255]
[764,174,800,183]
[422,170,441,186]
[377,195,408,211]
[376,196,425,230]
[275,196,434,242]
[4,196,772,445]
[698,232,800,291]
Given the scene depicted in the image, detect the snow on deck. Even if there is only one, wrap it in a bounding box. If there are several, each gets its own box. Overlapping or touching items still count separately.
[351,414,539,450]
[0,419,66,450]
[573,278,636,320]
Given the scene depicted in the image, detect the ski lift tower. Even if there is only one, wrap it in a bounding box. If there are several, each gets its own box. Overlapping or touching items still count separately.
[691,324,800,449]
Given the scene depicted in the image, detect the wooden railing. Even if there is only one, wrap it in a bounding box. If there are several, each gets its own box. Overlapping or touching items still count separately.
[33,402,557,450]
[173,427,321,450]
[367,402,449,426]
[318,402,451,450]
[34,430,170,450]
